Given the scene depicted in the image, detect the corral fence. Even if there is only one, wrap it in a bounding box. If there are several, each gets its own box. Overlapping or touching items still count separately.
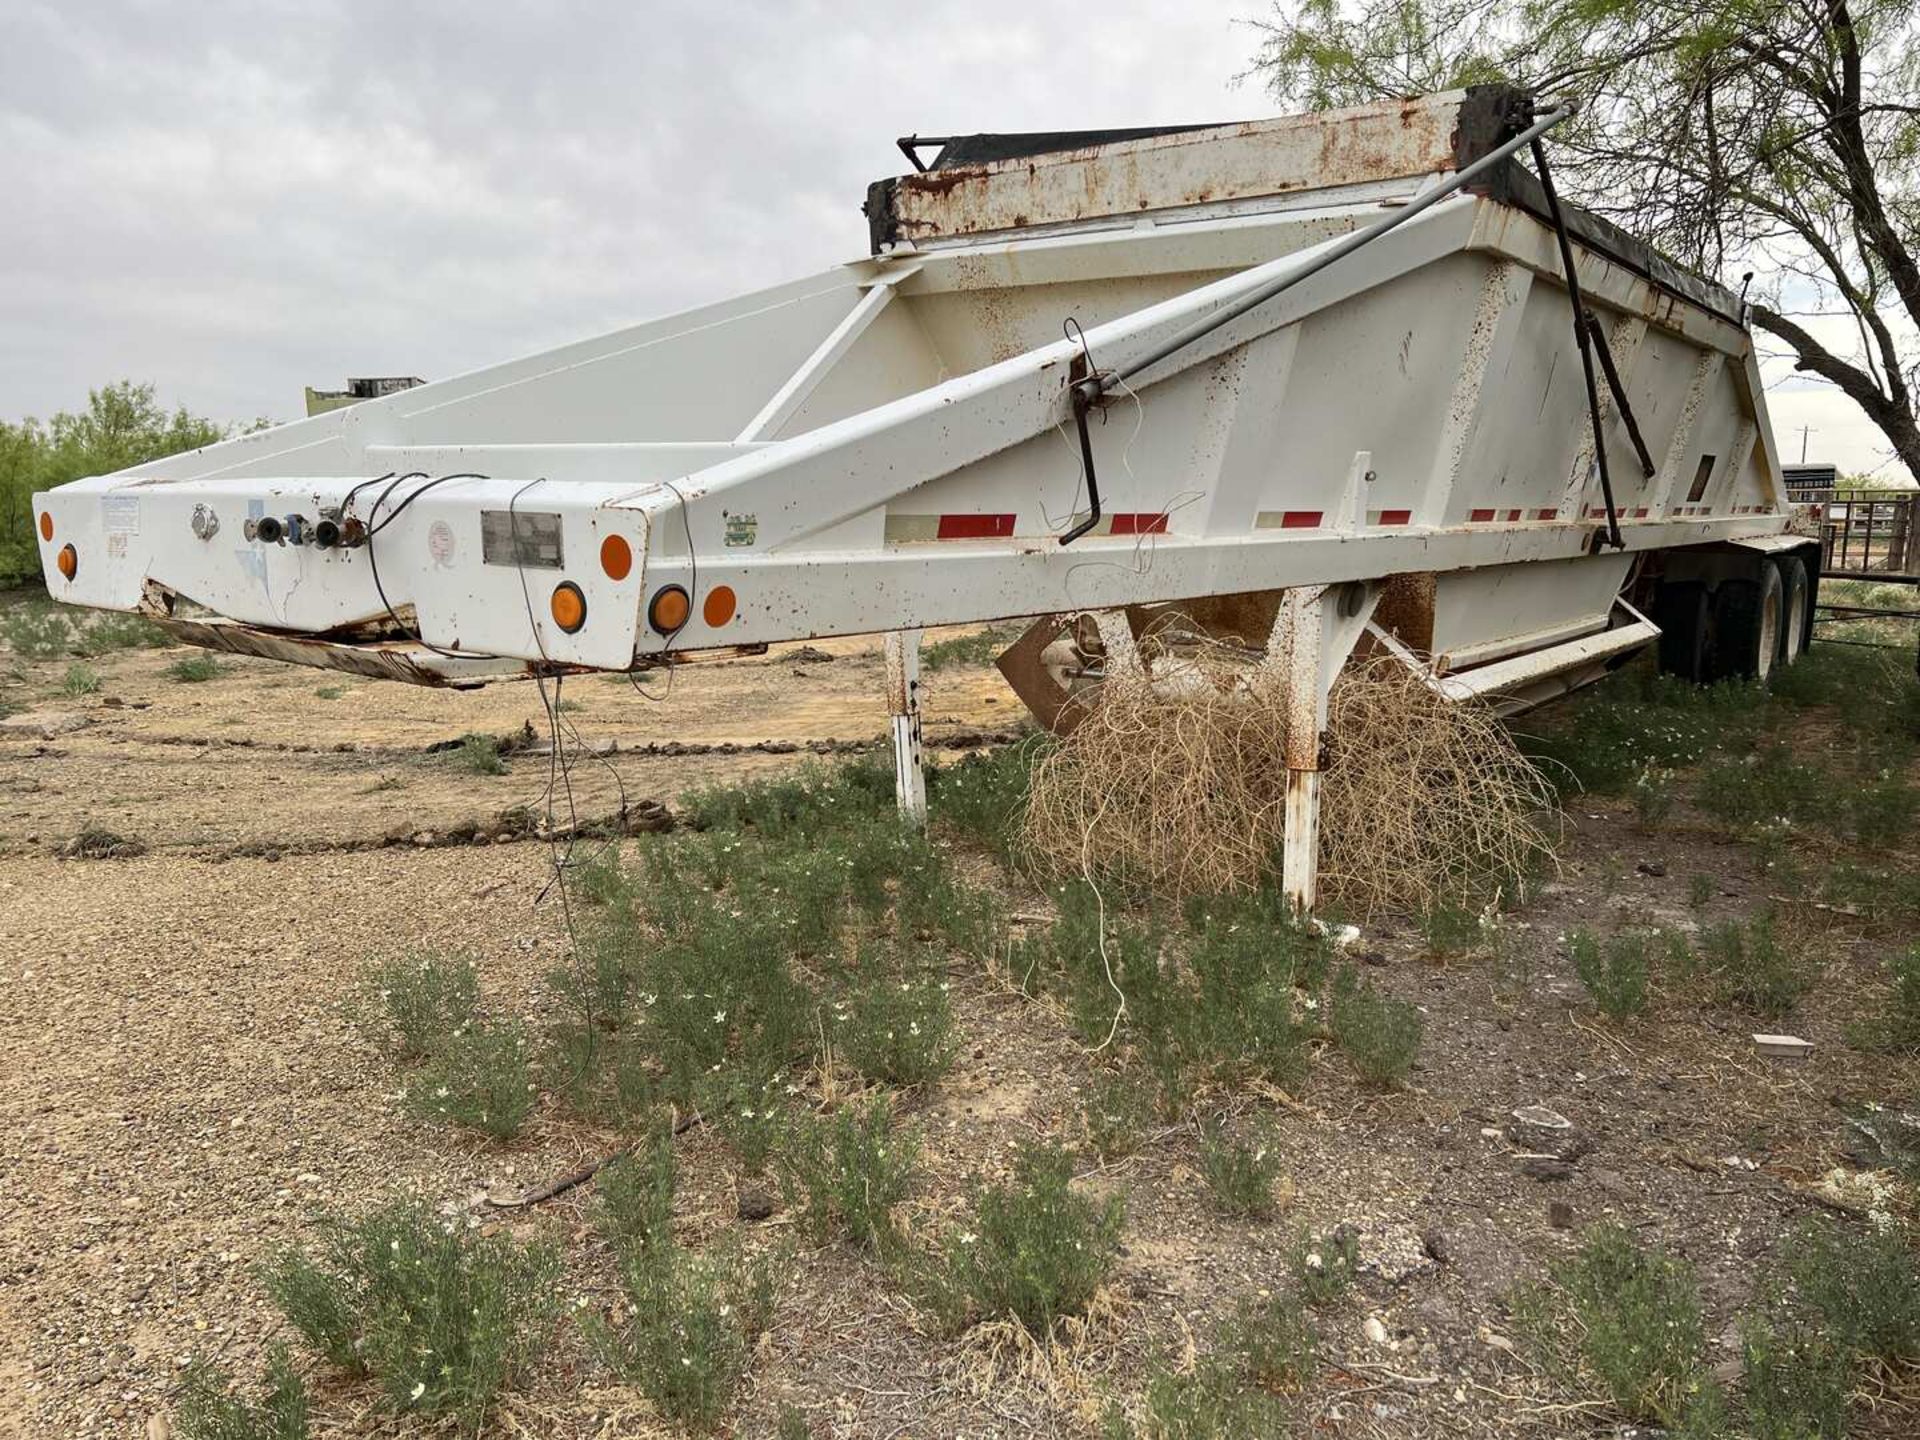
[1809,488,1919,581]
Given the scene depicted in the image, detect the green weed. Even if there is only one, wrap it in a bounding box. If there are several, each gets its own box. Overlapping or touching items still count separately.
[59,662,100,696]
[928,1142,1123,1335]
[175,1345,309,1440]
[1082,1072,1156,1162]
[1291,1226,1358,1307]
[780,1094,917,1250]
[1688,874,1716,908]
[1197,1119,1283,1221]
[167,652,224,683]
[449,734,507,776]
[832,965,957,1087]
[1129,1364,1293,1438]
[1221,1289,1317,1390]
[0,602,74,659]
[75,611,171,654]
[1848,947,1920,1055]
[261,1197,561,1431]
[1632,765,1678,830]
[679,755,893,839]
[1696,917,1814,1019]
[362,953,479,1060]
[1777,1220,1920,1366]
[597,1138,677,1257]
[927,742,1041,859]
[1327,965,1423,1087]
[315,685,346,700]
[1513,1223,1718,1429]
[403,1021,537,1140]
[1851,771,1917,849]
[1418,903,1481,958]
[921,624,1021,672]
[1568,928,1651,1021]
[1740,1315,1852,1440]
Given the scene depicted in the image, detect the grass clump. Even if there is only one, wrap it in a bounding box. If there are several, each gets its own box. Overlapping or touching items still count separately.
[362,953,479,1060]
[1568,928,1652,1021]
[1291,1226,1359,1306]
[403,1020,536,1140]
[449,733,507,776]
[1114,1291,1314,1438]
[597,1138,677,1257]
[1418,903,1482,959]
[780,1095,917,1251]
[1514,1222,1719,1430]
[1776,1220,1920,1366]
[261,1197,560,1431]
[1849,946,1920,1055]
[175,1345,308,1440]
[928,1142,1123,1335]
[1327,965,1422,1087]
[1197,1119,1284,1221]
[167,652,224,683]
[927,742,1040,860]
[920,623,1021,672]
[679,755,893,839]
[1082,1072,1156,1162]
[60,662,101,697]
[1696,916,1814,1020]
[1739,1315,1852,1440]
[832,965,957,1087]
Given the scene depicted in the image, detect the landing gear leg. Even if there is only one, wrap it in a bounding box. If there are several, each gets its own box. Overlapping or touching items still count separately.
[885,628,926,827]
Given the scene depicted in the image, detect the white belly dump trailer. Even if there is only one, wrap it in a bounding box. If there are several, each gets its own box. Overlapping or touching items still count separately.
[30,87,1816,907]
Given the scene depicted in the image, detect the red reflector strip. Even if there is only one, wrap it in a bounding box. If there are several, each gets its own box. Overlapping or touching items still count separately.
[1633,507,1649,517]
[1504,508,1522,521]
[1280,510,1323,529]
[1469,508,1497,522]
[1109,512,1169,536]
[935,513,1016,540]
[1533,508,1559,520]
[1375,509,1411,526]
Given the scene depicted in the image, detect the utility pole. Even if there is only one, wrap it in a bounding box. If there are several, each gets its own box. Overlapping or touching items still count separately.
[1799,425,1813,463]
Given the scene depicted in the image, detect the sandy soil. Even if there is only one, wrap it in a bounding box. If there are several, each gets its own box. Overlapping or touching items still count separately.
[0,621,1914,1439]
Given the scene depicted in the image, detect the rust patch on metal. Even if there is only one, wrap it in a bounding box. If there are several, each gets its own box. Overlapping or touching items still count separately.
[1371,572,1437,655]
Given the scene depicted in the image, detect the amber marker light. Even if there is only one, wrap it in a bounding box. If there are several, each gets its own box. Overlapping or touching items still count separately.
[648,584,691,634]
[703,585,737,628]
[550,581,587,633]
[38,512,54,542]
[600,533,633,581]
[56,544,78,581]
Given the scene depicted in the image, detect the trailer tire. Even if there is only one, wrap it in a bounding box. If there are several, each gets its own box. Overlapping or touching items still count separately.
[1710,565,1784,683]
[1655,580,1712,683]
[1775,554,1810,666]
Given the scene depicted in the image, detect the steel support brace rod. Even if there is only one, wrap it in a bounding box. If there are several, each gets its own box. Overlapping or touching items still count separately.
[1530,137,1626,550]
[885,629,927,826]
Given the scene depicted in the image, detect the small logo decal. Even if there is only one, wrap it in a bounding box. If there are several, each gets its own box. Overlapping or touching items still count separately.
[427,520,456,568]
[723,513,758,548]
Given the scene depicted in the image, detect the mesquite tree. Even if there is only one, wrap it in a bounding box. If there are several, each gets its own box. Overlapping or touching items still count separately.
[1249,0,1920,478]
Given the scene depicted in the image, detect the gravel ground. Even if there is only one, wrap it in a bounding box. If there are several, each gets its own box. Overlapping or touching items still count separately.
[0,620,1915,1438]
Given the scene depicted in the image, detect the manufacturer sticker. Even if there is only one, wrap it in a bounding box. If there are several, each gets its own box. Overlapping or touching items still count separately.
[102,495,140,535]
[723,513,758,548]
[427,520,456,568]
[480,510,563,569]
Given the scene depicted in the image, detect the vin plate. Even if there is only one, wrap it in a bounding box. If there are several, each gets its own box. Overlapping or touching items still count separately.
[479,510,564,569]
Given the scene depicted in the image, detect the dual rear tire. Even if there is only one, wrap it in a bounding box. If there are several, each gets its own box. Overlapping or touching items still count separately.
[1654,552,1811,685]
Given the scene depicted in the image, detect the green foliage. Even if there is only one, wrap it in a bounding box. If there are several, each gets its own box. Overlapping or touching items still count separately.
[1130,1364,1294,1439]
[926,741,1042,860]
[315,685,346,700]
[0,601,76,658]
[1696,917,1813,1019]
[1220,1289,1317,1391]
[1418,903,1481,958]
[448,734,506,776]
[59,662,100,696]
[363,953,479,1060]
[1849,947,1920,1055]
[404,1021,537,1140]
[1515,670,1763,795]
[1740,1315,1852,1440]
[679,756,893,839]
[0,383,231,587]
[167,652,224,683]
[1291,1226,1358,1307]
[175,1346,309,1440]
[929,1142,1124,1335]
[1568,927,1651,1021]
[832,964,957,1087]
[1631,765,1678,830]
[591,1239,779,1432]
[1688,873,1716,908]
[597,1138,678,1257]
[1777,1220,1920,1366]
[260,1197,561,1431]
[1082,1072,1157,1162]
[1514,1223,1717,1428]
[1327,965,1422,1087]
[1850,770,1917,849]
[1196,1119,1283,1220]
[780,1095,917,1250]
[920,624,1022,672]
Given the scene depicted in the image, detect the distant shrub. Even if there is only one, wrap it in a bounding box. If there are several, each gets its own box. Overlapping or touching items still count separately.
[76,610,171,654]
[1568,928,1651,1021]
[363,953,479,1060]
[0,602,75,659]
[1514,1223,1717,1429]
[1697,917,1813,1019]
[1221,1289,1317,1391]
[261,1198,561,1431]
[1848,947,1920,1055]
[1418,903,1481,958]
[167,652,224,683]
[1197,1119,1283,1221]
[929,1142,1123,1335]
[1688,873,1716,908]
[780,1095,917,1251]
[1132,1362,1293,1438]
[1327,965,1423,1087]
[60,662,100,697]
[1631,765,1678,830]
[175,1345,309,1440]
[448,734,506,776]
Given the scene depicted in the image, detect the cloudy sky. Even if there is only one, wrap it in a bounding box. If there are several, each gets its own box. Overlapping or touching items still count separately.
[2,1,1905,479]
